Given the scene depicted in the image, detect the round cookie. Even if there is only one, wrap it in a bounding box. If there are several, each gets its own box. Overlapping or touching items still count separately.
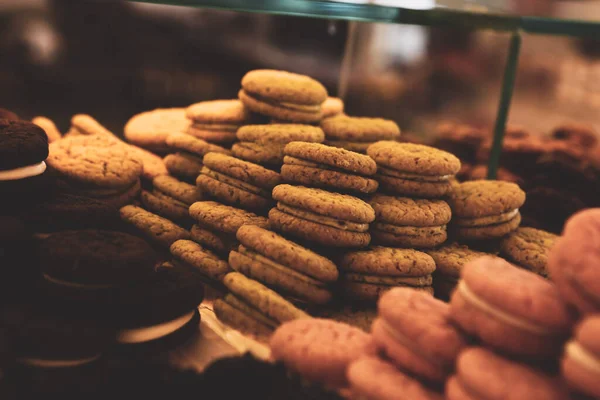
[500,227,557,277]
[373,288,467,384]
[163,152,203,183]
[450,256,574,359]
[141,175,203,225]
[321,97,344,118]
[190,224,238,255]
[321,115,400,143]
[349,357,444,400]
[166,132,231,158]
[120,205,190,249]
[140,190,190,226]
[124,108,191,153]
[270,318,375,388]
[562,316,600,398]
[269,184,375,248]
[281,142,378,194]
[32,116,62,143]
[170,239,231,284]
[186,100,253,145]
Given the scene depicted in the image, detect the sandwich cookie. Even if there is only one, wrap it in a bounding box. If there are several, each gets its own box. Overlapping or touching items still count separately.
[229,225,338,305]
[321,116,400,154]
[140,175,204,226]
[214,272,309,339]
[239,69,327,123]
[562,316,600,399]
[188,201,269,255]
[425,243,489,300]
[348,357,444,400]
[338,247,435,302]
[450,256,574,359]
[170,239,231,286]
[447,347,570,400]
[185,99,252,145]
[163,153,204,183]
[500,227,558,278]
[32,116,62,143]
[0,119,51,209]
[321,97,344,118]
[281,142,378,194]
[548,208,600,315]
[369,194,451,248]
[270,318,376,388]
[120,205,190,249]
[233,124,325,168]
[269,184,375,248]
[124,108,191,153]
[448,180,525,240]
[367,142,460,198]
[372,288,467,384]
[196,153,281,212]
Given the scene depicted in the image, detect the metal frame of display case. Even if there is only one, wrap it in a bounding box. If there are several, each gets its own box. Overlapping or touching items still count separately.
[133,0,600,179]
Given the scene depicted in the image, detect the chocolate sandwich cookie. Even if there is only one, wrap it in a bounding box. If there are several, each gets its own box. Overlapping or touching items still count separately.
[196,152,281,212]
[369,194,451,248]
[233,124,325,168]
[124,108,191,153]
[239,70,327,123]
[32,116,61,143]
[229,225,338,304]
[188,201,269,255]
[321,97,344,118]
[426,243,490,300]
[214,272,310,339]
[0,119,51,209]
[140,175,203,226]
[170,239,231,285]
[337,246,435,303]
[120,205,190,249]
[185,99,252,145]
[269,184,375,248]
[500,227,557,277]
[281,142,378,194]
[448,180,525,241]
[321,116,400,154]
[367,142,461,198]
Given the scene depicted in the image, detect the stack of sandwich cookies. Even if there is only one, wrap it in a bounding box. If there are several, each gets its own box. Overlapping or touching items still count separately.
[369,194,451,248]
[124,108,190,153]
[188,201,269,256]
[448,180,525,241]
[367,142,461,198]
[500,227,558,277]
[426,243,489,300]
[185,99,253,146]
[321,116,400,154]
[214,272,309,339]
[170,239,231,287]
[281,142,378,194]
[321,97,344,118]
[338,247,435,302]
[233,124,325,169]
[269,184,375,248]
[239,69,327,123]
[140,175,203,227]
[119,205,190,249]
[196,153,281,212]
[32,116,62,143]
[229,225,338,305]
[562,316,600,398]
[164,132,230,182]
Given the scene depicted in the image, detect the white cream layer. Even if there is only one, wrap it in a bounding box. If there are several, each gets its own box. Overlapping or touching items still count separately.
[17,353,101,368]
[566,341,600,374]
[457,280,554,335]
[116,310,196,344]
[0,161,46,181]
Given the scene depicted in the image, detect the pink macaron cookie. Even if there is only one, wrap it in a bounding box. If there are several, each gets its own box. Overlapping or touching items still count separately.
[269,318,375,388]
[562,315,600,398]
[548,208,600,315]
[447,347,571,400]
[450,256,574,359]
[348,357,443,400]
[372,287,468,384]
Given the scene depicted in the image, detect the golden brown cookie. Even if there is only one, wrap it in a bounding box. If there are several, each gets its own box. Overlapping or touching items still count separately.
[500,227,557,277]
[321,116,400,142]
[124,108,190,152]
[321,97,344,118]
[185,99,253,145]
[170,239,231,282]
[163,153,203,183]
[120,205,190,248]
[166,132,231,158]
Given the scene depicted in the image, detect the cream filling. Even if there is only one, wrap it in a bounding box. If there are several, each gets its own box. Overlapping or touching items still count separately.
[277,202,369,232]
[456,209,519,228]
[566,341,600,374]
[0,161,46,181]
[378,166,451,182]
[17,353,101,368]
[43,273,117,290]
[191,123,240,132]
[457,280,555,335]
[116,310,196,344]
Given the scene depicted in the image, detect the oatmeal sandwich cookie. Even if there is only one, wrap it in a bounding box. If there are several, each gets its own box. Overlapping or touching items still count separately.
[120,205,190,249]
[281,142,378,194]
[239,70,327,123]
[367,142,461,198]
[185,99,253,145]
[124,108,190,153]
[321,116,400,154]
[269,185,375,248]
[233,124,325,168]
[448,180,525,240]
[229,225,338,304]
[338,247,435,302]
[500,227,557,277]
[369,194,451,248]
[140,175,204,226]
[170,239,231,285]
[196,152,281,212]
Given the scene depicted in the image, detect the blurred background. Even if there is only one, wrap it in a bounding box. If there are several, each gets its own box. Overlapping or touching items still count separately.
[0,0,600,139]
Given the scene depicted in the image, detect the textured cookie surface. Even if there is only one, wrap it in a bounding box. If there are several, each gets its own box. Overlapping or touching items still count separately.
[449,180,526,218]
[368,142,460,176]
[163,152,203,181]
[186,99,250,123]
[170,239,230,281]
[0,120,49,170]
[153,175,203,205]
[120,205,190,248]
[377,175,453,198]
[284,142,377,175]
[203,152,281,190]
[426,243,489,277]
[166,133,230,157]
[237,124,325,144]
[189,201,269,234]
[281,163,379,194]
[455,212,521,240]
[500,227,557,276]
[369,194,451,227]
[241,70,327,105]
[339,247,435,277]
[124,108,190,149]
[321,116,400,142]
